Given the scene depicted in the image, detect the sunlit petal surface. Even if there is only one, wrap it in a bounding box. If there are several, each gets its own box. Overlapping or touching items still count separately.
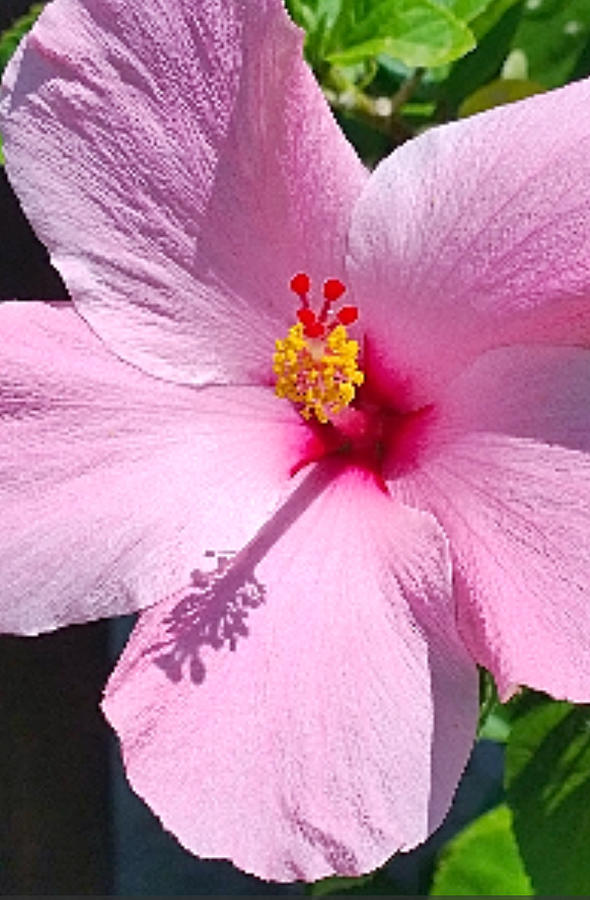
[0,0,366,386]
[347,79,590,406]
[0,301,307,634]
[104,467,477,881]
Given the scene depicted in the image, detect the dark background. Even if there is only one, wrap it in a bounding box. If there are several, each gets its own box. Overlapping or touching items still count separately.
[0,1,32,31]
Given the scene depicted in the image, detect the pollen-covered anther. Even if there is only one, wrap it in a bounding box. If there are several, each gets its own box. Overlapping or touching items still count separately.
[274,273,364,423]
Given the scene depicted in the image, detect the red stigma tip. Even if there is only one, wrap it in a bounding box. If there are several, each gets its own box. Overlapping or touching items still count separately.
[305,320,325,338]
[290,272,311,295]
[337,306,358,325]
[297,308,316,327]
[323,278,346,302]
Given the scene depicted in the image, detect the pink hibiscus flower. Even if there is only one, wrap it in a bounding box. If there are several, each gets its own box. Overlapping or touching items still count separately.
[3,0,590,883]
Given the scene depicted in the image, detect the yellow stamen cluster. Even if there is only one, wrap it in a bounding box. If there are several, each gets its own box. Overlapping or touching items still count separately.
[273,323,364,423]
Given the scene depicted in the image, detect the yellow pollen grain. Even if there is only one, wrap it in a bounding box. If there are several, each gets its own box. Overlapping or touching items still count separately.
[273,322,364,423]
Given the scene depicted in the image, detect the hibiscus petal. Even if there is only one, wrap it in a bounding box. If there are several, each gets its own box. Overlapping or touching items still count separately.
[103,465,477,882]
[0,301,308,634]
[347,80,590,406]
[389,345,590,701]
[0,0,366,387]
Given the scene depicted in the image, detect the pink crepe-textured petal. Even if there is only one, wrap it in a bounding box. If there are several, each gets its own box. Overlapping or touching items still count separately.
[0,0,366,386]
[347,79,590,406]
[389,345,590,701]
[0,301,309,635]
[103,465,477,882]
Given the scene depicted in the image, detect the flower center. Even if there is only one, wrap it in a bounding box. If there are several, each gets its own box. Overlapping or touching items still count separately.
[273,273,365,423]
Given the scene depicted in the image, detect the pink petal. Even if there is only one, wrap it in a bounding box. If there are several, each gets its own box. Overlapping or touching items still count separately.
[0,0,366,387]
[389,345,590,701]
[347,80,590,406]
[0,301,308,634]
[103,466,477,882]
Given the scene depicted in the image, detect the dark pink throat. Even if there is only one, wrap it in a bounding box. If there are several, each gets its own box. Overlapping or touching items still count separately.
[292,389,435,490]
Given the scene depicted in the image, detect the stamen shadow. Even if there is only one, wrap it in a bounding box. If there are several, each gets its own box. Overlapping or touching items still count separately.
[143,461,339,686]
[146,552,267,685]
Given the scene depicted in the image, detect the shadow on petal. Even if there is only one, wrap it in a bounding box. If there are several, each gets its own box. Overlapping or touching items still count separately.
[141,460,339,686]
[144,552,267,685]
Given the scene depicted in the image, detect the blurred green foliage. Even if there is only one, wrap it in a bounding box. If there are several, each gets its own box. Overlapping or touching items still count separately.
[286,0,590,167]
[430,805,532,895]
[288,0,497,70]
[511,0,590,88]
[457,76,543,116]
[437,0,524,115]
[506,699,590,895]
[429,693,590,896]
[322,1,475,69]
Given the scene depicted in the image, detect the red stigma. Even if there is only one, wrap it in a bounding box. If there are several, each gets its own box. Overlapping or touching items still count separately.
[337,306,358,325]
[297,308,325,337]
[288,272,356,338]
[290,272,311,296]
[323,279,346,302]
[297,306,325,337]
[297,308,317,327]
[305,320,325,338]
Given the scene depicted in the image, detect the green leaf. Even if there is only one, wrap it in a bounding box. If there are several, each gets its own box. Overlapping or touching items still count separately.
[506,699,590,895]
[285,0,343,27]
[307,868,401,895]
[307,873,377,896]
[431,805,532,895]
[285,0,346,69]
[477,680,534,743]
[510,0,590,88]
[314,0,345,22]
[435,0,494,24]
[470,0,522,39]
[570,30,590,81]
[326,0,476,68]
[400,100,437,117]
[284,0,318,32]
[458,76,544,116]
[436,0,524,112]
